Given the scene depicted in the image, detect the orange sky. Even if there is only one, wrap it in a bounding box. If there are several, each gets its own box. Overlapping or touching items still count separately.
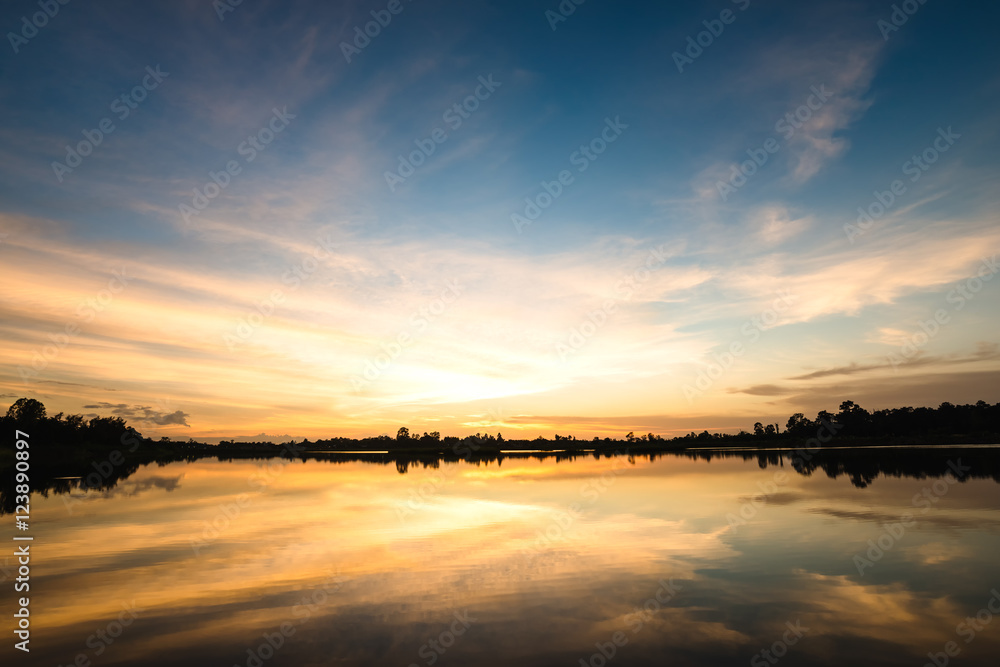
[2,212,998,440]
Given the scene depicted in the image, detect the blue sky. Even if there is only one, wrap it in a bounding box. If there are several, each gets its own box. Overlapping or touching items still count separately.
[1,0,998,439]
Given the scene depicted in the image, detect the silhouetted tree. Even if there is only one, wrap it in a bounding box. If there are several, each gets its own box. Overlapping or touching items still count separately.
[6,398,46,423]
[837,400,870,434]
[786,413,813,436]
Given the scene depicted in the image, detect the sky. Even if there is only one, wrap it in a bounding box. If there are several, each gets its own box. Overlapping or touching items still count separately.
[1,0,998,440]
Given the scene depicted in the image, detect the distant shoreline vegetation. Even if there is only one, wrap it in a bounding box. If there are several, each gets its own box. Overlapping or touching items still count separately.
[2,398,1000,515]
[2,398,999,456]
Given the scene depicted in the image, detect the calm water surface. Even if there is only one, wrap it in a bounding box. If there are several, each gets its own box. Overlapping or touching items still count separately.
[9,451,1000,666]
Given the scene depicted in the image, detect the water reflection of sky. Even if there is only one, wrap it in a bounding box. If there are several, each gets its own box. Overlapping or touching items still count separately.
[11,455,1000,666]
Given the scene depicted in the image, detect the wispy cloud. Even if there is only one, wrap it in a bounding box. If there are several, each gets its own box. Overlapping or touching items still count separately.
[82,402,190,426]
[788,343,1000,381]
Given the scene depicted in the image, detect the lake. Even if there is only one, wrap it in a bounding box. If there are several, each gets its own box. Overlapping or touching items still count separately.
[9,448,1000,666]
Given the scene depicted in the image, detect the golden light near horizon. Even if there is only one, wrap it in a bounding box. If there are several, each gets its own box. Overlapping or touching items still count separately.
[3,210,998,440]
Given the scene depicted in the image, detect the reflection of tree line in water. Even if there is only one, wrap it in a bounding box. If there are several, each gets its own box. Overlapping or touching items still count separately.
[5,444,1000,515]
[3,396,1000,513]
[675,448,1000,489]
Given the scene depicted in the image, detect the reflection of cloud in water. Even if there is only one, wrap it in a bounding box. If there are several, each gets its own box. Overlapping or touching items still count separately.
[71,475,184,502]
[809,507,1000,532]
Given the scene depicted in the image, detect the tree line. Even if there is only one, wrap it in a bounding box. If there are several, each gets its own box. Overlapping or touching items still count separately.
[3,397,1000,453]
[2,398,143,450]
